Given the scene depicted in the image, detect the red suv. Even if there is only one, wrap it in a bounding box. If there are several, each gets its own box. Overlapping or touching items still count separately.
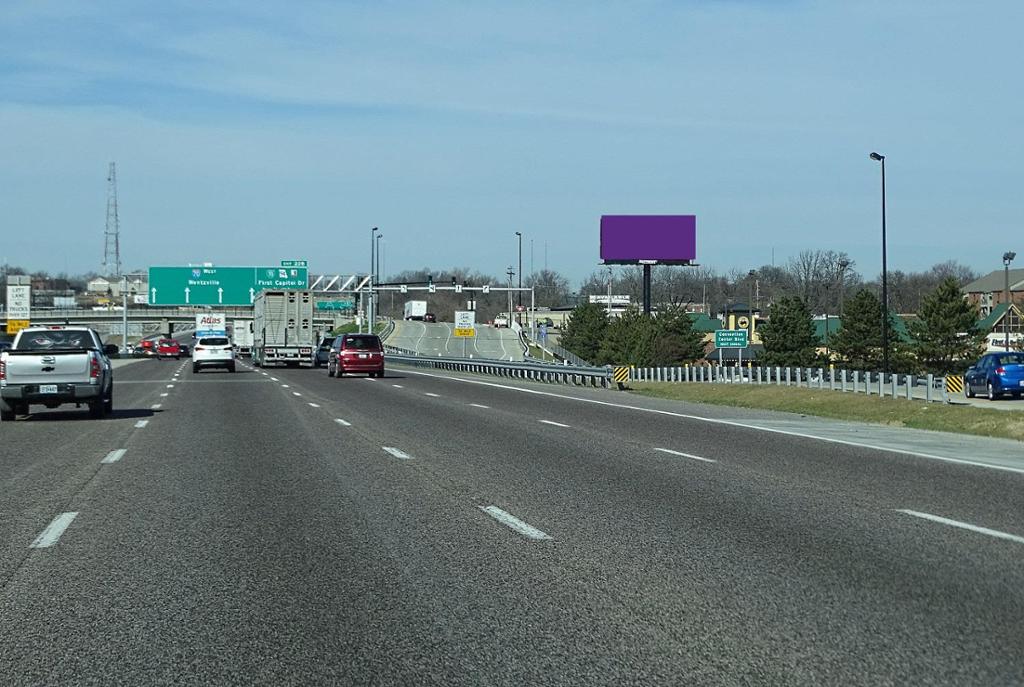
[157,338,182,360]
[327,334,384,378]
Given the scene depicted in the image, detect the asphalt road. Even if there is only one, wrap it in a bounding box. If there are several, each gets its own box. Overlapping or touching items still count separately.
[1,355,1023,685]
[387,320,526,361]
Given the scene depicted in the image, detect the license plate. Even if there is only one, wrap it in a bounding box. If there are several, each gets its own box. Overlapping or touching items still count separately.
[359,354,368,359]
[39,384,58,394]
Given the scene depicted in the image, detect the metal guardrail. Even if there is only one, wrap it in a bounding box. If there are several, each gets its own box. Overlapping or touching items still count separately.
[385,351,612,388]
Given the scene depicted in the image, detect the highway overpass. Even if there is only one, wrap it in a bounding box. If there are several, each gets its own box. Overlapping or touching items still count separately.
[385,319,527,361]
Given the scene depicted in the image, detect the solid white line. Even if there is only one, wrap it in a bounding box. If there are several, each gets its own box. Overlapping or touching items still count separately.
[101,449,127,464]
[382,446,414,460]
[292,391,302,397]
[654,447,717,463]
[135,420,149,428]
[398,370,1024,477]
[424,392,440,398]
[30,512,79,548]
[479,506,552,540]
[308,402,320,408]
[469,403,490,409]
[392,384,404,388]
[151,403,162,409]
[896,509,1024,545]
[334,418,352,427]
[540,420,570,428]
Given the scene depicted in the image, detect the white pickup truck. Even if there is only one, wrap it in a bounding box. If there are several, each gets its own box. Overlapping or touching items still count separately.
[0,327,117,421]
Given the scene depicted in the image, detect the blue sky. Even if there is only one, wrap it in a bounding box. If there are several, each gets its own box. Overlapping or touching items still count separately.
[1,1,1020,285]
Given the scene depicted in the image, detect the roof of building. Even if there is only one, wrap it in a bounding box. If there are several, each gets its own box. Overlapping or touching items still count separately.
[976,303,1023,332]
[962,269,1024,294]
[810,314,913,344]
[688,312,724,332]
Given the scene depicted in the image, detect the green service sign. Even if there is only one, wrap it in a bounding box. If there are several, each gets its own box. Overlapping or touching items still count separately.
[714,329,749,348]
[148,265,309,306]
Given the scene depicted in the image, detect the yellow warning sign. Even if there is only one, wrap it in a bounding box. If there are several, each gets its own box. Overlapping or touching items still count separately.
[945,375,964,394]
[6,319,30,334]
[454,327,475,338]
[613,366,631,383]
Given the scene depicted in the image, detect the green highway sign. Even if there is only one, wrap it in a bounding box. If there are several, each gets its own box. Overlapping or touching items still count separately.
[316,298,355,312]
[714,329,749,348]
[281,260,308,268]
[148,265,309,306]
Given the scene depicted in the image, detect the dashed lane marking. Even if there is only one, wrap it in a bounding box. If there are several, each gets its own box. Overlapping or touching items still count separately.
[382,446,414,460]
[424,393,441,398]
[896,509,1024,545]
[653,447,717,463]
[101,449,127,464]
[469,403,490,409]
[30,512,79,549]
[540,420,570,428]
[135,420,149,428]
[308,402,320,408]
[479,506,552,541]
[335,419,352,427]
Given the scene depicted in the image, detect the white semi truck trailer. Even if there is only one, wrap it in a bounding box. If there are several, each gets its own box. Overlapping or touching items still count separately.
[252,290,315,367]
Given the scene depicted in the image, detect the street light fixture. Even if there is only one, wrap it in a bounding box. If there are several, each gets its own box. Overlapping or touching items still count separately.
[869,152,889,375]
[1004,251,1017,351]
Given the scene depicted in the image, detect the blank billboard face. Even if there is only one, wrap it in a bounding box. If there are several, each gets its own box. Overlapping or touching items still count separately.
[600,215,696,264]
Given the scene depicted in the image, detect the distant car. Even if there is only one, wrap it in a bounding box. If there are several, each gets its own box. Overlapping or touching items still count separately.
[965,352,1024,400]
[424,313,436,323]
[312,336,336,367]
[156,338,181,360]
[192,336,236,373]
[139,339,157,357]
[539,317,555,328]
[493,314,509,328]
[179,344,190,358]
[327,334,384,378]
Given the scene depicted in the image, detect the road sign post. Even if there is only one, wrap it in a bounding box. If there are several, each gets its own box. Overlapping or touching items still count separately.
[6,279,31,334]
[714,330,748,370]
[454,310,476,358]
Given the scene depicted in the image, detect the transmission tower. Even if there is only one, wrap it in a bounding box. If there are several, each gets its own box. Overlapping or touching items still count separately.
[102,162,122,277]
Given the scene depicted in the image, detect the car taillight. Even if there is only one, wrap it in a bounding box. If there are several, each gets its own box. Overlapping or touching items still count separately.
[90,354,101,379]
[0,359,6,381]
[996,367,1005,374]
[195,346,205,351]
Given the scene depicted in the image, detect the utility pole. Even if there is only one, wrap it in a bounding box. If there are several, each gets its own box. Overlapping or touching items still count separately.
[506,266,515,327]
[103,162,122,278]
[515,231,523,318]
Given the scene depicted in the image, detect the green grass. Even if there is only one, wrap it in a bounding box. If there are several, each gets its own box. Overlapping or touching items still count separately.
[330,323,361,335]
[630,383,1024,443]
[526,343,556,362]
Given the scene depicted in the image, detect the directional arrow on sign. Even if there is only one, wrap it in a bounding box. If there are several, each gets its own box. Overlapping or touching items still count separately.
[218,287,224,304]
[184,287,191,304]
[151,288,157,304]
[249,287,256,303]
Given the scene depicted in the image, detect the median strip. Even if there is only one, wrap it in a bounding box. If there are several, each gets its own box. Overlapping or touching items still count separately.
[479,506,552,540]
[896,509,1024,545]
[30,512,79,548]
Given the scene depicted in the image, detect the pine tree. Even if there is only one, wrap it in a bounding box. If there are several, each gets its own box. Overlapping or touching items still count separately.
[559,302,608,363]
[649,305,706,365]
[597,308,652,365]
[909,276,986,374]
[831,289,885,370]
[759,296,820,367]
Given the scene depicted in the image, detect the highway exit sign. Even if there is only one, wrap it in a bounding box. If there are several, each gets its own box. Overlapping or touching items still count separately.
[714,329,749,348]
[148,265,309,306]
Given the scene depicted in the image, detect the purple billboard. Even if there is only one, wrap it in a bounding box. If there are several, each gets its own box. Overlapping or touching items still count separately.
[600,215,697,265]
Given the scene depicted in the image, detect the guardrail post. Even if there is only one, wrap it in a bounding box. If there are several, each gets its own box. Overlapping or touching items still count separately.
[926,374,933,402]
[877,373,884,397]
[841,369,848,392]
[891,374,898,399]
[906,375,913,400]
[756,367,762,384]
[795,367,801,387]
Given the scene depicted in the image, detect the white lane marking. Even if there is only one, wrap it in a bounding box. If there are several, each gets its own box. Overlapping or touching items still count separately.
[654,447,717,463]
[399,370,1024,477]
[392,384,404,388]
[166,384,174,388]
[281,384,290,388]
[896,510,1024,545]
[364,377,376,382]
[135,420,149,428]
[30,512,79,548]
[469,403,490,409]
[151,403,162,409]
[271,377,279,381]
[262,372,268,376]
[382,446,414,460]
[308,402,320,408]
[479,506,552,540]
[424,392,441,398]
[335,418,352,427]
[101,449,127,464]
[292,391,302,397]
[159,393,169,397]
[540,420,570,428]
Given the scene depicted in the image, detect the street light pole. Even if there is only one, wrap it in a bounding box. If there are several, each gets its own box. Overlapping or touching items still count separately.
[121,275,129,354]
[376,233,383,319]
[515,231,523,324]
[1004,251,1017,350]
[369,226,379,334]
[747,270,756,341]
[506,266,515,328]
[870,152,889,374]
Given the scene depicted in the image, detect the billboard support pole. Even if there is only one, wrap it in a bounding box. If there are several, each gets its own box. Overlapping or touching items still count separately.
[642,264,652,314]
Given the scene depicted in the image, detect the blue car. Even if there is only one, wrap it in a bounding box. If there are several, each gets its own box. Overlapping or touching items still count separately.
[965,352,1024,400]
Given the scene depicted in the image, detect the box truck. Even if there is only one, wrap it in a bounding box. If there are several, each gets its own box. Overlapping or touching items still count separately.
[232,318,254,356]
[252,290,315,367]
[195,312,228,337]
[403,300,428,320]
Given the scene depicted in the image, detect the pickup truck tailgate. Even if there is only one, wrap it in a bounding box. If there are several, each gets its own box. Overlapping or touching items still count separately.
[3,351,94,385]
